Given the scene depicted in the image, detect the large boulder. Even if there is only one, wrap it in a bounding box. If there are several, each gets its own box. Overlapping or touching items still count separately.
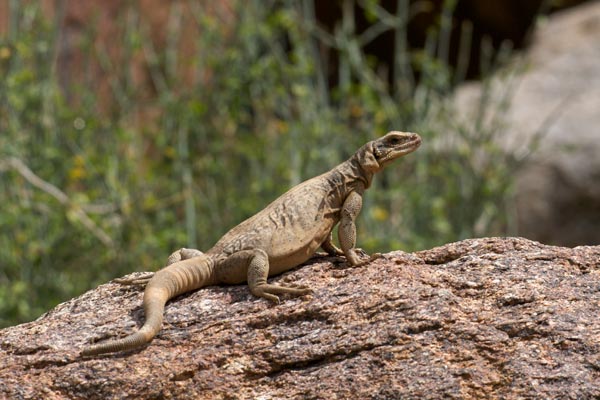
[1,238,598,399]
[454,2,600,246]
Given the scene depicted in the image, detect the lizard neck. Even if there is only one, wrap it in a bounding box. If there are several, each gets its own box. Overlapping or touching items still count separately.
[333,155,374,192]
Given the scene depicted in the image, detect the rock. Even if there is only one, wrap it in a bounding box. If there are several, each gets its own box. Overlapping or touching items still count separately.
[511,1,600,246]
[0,237,599,399]
[454,2,600,246]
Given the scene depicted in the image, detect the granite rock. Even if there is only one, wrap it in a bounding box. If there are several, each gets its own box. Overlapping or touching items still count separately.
[0,237,598,399]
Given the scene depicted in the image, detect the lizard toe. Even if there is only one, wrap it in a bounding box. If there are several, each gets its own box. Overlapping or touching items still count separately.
[252,283,311,302]
[113,272,155,286]
[350,252,382,267]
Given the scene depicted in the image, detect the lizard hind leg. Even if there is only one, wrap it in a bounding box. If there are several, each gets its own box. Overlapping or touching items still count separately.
[242,249,312,303]
[166,248,204,266]
[320,231,344,256]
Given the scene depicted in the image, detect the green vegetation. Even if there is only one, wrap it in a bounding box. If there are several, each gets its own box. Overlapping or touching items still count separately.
[0,0,524,327]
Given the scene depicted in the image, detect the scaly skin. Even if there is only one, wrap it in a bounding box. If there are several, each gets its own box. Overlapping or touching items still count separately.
[81,131,421,356]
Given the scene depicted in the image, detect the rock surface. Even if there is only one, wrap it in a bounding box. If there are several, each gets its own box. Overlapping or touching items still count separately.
[1,237,599,399]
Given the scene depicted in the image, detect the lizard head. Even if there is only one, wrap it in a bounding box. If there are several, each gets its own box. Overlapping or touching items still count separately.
[358,131,421,172]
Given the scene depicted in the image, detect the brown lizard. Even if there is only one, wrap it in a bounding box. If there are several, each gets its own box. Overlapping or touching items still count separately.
[81,131,421,356]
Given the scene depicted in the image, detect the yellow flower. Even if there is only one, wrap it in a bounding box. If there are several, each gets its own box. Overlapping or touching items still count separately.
[68,166,86,181]
[371,206,389,222]
[68,155,87,181]
[0,46,11,59]
[164,146,176,159]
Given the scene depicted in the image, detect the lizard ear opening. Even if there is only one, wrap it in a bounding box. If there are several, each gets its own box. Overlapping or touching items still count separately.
[357,142,380,172]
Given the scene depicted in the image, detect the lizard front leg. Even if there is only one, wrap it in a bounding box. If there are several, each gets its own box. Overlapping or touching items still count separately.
[339,191,381,266]
[113,248,204,286]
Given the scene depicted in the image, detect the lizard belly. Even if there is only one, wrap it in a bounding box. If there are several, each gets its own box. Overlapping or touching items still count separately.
[268,248,314,275]
[267,217,336,275]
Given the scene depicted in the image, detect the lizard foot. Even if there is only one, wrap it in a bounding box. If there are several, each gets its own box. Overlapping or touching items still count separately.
[252,284,312,304]
[349,251,382,267]
[113,272,155,286]
[312,247,345,259]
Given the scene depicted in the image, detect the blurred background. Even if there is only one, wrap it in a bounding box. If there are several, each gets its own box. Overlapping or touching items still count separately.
[1,0,598,327]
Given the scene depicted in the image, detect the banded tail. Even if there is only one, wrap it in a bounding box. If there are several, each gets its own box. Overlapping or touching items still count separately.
[81,255,214,356]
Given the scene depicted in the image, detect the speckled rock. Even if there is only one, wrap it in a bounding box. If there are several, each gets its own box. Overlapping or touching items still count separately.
[0,237,599,399]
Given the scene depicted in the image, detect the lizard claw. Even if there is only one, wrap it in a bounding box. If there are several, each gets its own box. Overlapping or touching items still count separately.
[355,248,368,257]
[262,293,281,304]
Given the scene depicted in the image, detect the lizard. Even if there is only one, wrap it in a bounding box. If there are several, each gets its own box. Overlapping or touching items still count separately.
[81,131,421,356]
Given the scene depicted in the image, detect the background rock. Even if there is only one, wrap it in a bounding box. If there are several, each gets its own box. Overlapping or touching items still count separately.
[0,237,598,399]
[454,1,600,246]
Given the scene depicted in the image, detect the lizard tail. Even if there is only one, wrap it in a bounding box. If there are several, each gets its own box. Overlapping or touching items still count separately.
[81,255,214,356]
